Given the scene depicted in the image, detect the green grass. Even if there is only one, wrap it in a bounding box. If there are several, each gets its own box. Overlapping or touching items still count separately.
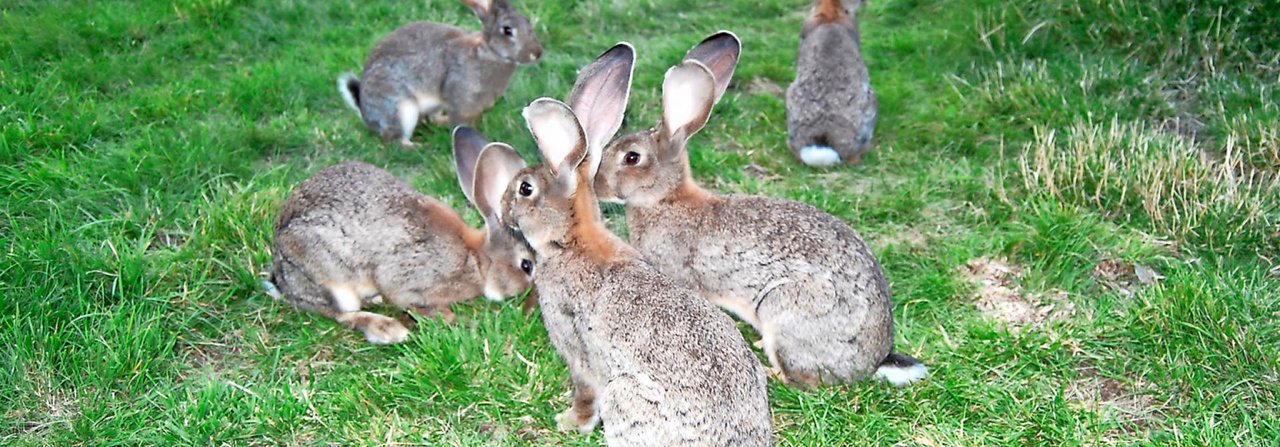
[3,0,1278,444]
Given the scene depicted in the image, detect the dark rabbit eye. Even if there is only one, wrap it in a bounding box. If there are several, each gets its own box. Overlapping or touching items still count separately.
[518,181,533,197]
[623,151,641,166]
[519,259,533,274]
[502,26,515,36]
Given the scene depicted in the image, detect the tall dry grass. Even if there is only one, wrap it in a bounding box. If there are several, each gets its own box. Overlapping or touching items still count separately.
[1019,119,1279,256]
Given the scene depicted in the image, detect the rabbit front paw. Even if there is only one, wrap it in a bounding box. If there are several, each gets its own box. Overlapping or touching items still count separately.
[554,407,599,434]
[409,305,457,325]
[429,111,451,125]
[361,316,410,344]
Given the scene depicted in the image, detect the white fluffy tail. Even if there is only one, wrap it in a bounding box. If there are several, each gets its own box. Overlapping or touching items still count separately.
[261,279,283,300]
[798,145,842,167]
[874,353,928,386]
[337,73,362,117]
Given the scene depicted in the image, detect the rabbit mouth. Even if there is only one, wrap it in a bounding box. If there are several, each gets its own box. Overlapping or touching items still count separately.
[519,48,543,65]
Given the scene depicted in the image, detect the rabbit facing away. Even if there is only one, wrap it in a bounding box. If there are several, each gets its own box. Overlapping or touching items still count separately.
[265,127,534,344]
[593,32,924,387]
[786,0,877,167]
[501,44,772,446]
[337,0,543,147]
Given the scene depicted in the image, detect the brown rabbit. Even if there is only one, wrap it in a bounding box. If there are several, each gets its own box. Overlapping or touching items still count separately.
[501,44,772,445]
[337,0,543,147]
[263,127,534,343]
[786,0,877,167]
[594,32,924,386]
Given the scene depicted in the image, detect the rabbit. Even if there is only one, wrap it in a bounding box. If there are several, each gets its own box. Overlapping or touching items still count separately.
[785,0,877,167]
[593,32,925,387]
[500,43,773,446]
[263,126,535,344]
[337,0,543,147]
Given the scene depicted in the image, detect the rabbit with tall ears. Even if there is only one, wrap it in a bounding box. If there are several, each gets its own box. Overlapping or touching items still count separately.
[337,0,543,147]
[786,0,877,167]
[265,127,535,344]
[501,44,772,445]
[594,32,924,386]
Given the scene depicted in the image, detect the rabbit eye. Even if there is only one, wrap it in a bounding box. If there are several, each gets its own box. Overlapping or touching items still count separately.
[502,26,515,37]
[518,181,533,197]
[519,259,533,274]
[623,151,641,166]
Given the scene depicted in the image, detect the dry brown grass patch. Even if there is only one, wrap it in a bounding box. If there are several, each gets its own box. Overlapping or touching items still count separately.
[959,256,1075,331]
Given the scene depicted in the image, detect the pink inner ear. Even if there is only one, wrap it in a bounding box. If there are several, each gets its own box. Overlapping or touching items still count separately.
[474,144,525,219]
[461,0,492,16]
[523,99,587,178]
[662,63,717,139]
[568,45,634,154]
[577,75,627,152]
[684,33,741,101]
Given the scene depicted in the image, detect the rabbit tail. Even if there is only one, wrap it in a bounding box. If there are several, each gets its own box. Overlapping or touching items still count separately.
[874,352,928,386]
[337,73,362,117]
[799,145,842,167]
[262,266,284,300]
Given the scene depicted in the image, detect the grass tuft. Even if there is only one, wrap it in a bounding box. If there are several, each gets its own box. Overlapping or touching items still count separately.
[1018,120,1280,257]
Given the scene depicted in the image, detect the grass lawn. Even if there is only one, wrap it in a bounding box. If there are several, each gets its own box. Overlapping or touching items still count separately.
[3,0,1278,444]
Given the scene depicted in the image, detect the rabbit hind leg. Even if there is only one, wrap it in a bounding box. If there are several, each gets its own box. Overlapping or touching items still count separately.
[273,260,408,344]
[394,99,422,148]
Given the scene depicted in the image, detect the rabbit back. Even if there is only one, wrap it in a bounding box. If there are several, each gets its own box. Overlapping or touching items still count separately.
[356,20,526,134]
[628,194,894,384]
[786,18,877,166]
[272,162,481,310]
[538,253,772,445]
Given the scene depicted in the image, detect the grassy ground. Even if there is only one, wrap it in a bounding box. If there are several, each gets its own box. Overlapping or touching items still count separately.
[3,0,1278,444]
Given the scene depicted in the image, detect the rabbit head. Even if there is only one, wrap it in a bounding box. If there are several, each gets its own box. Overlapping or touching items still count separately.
[594,32,740,206]
[453,126,536,300]
[463,0,543,65]
[501,43,634,252]
[802,0,861,35]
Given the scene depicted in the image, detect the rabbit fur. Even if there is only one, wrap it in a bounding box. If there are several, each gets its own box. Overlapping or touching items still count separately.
[501,44,773,446]
[338,0,542,147]
[786,0,877,167]
[593,32,925,386]
[265,128,534,344]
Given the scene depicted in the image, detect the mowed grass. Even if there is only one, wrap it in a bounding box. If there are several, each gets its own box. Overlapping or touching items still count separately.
[2,0,1278,444]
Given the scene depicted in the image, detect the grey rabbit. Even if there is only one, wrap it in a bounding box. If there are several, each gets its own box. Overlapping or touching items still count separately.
[264,127,534,344]
[594,32,925,386]
[502,43,773,445]
[786,0,877,166]
[338,0,543,147]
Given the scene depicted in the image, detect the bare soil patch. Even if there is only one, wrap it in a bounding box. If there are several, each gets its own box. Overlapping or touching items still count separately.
[958,256,1074,331]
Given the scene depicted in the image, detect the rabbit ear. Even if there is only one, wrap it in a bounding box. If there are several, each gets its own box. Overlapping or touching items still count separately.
[683,31,741,102]
[460,0,493,16]
[452,126,488,205]
[524,98,588,185]
[472,142,527,222]
[661,61,717,143]
[567,43,635,162]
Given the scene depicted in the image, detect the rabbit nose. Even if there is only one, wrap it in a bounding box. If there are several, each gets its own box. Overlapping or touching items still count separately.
[529,47,543,61]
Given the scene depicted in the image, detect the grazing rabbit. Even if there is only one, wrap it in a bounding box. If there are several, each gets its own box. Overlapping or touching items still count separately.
[502,44,772,445]
[337,0,543,147]
[594,32,924,387]
[786,0,877,167]
[264,127,534,344]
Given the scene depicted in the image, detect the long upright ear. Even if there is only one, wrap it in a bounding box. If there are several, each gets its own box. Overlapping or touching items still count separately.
[683,31,741,102]
[567,42,635,165]
[452,126,488,205]
[662,61,718,143]
[523,98,588,184]
[472,143,527,222]
[459,0,493,17]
